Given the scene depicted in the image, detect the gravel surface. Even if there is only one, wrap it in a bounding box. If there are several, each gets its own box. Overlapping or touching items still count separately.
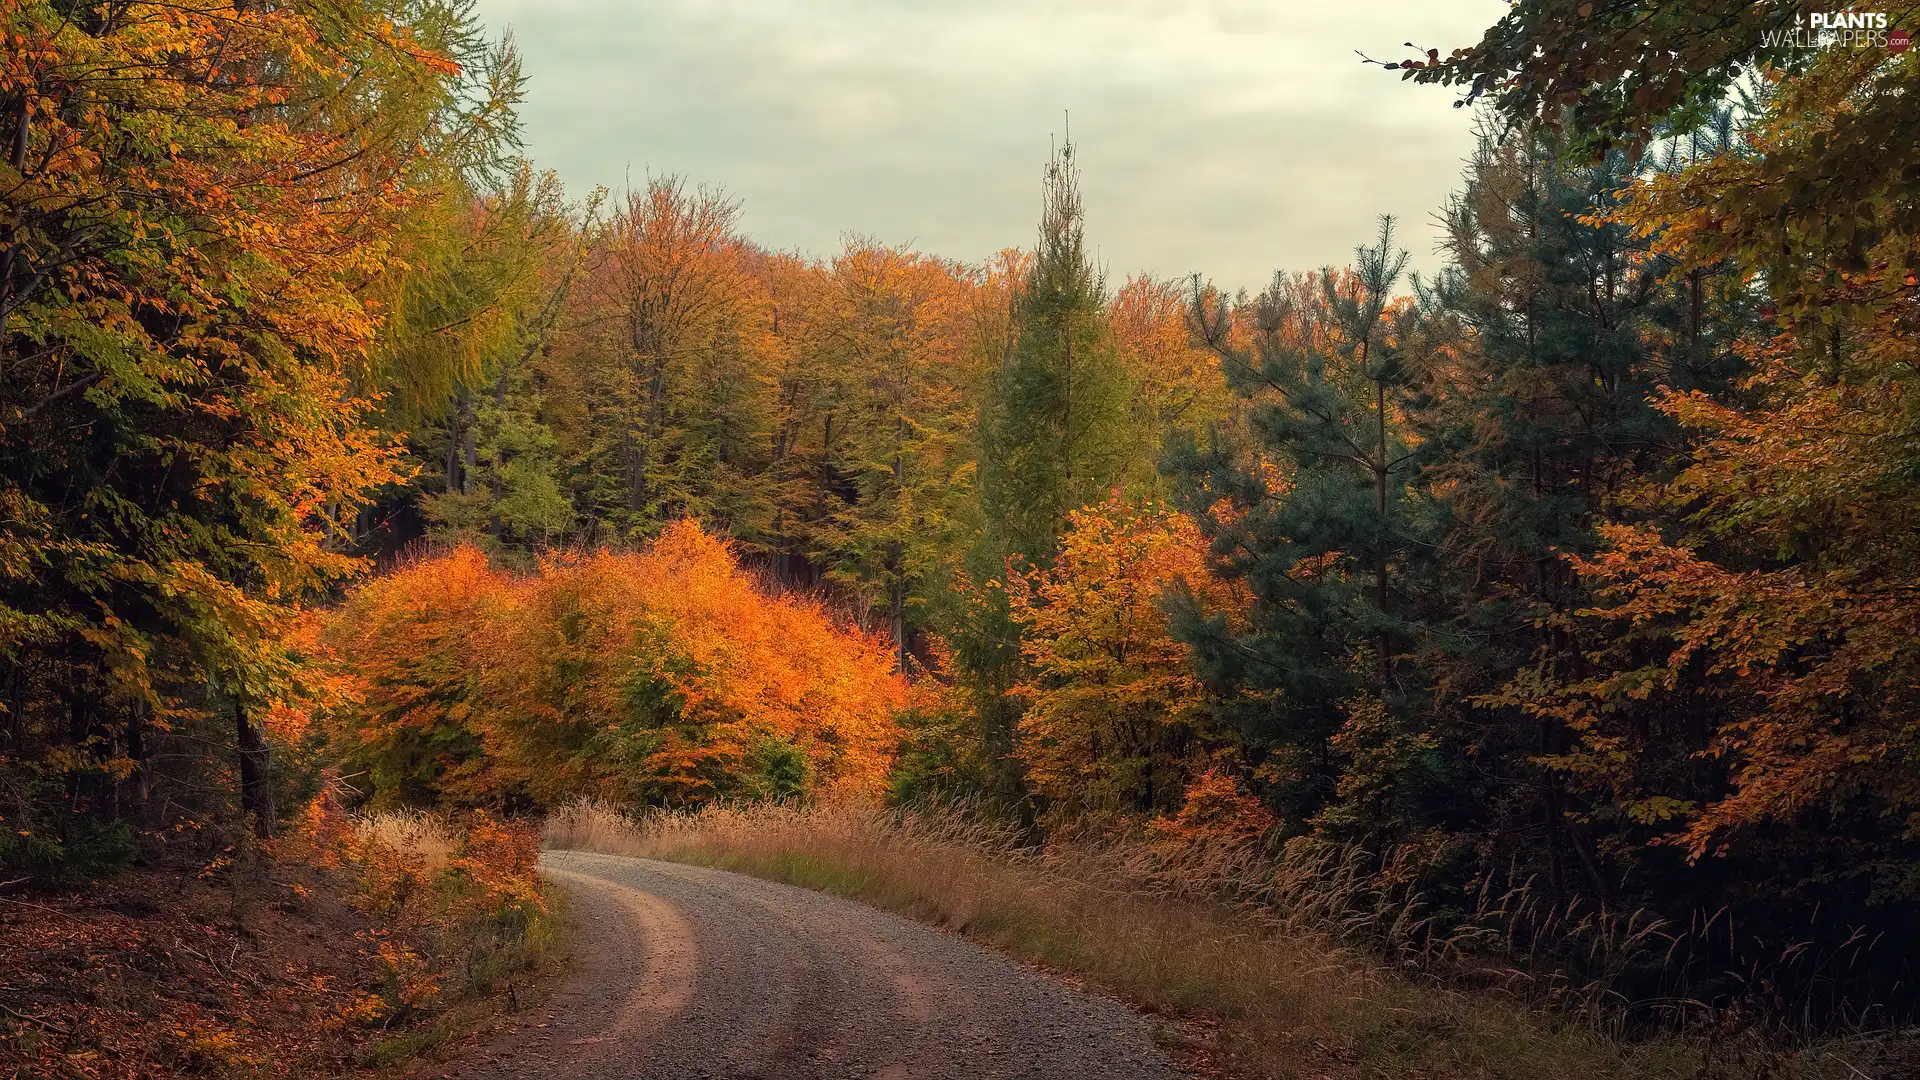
[446,849,1188,1079]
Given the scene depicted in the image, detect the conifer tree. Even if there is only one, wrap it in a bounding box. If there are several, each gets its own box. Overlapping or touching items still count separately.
[1420,129,1736,897]
[1172,219,1438,830]
[977,138,1136,569]
[961,137,1137,806]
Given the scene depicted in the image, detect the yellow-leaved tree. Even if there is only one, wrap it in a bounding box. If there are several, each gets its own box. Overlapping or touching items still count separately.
[0,0,486,857]
[1007,497,1250,820]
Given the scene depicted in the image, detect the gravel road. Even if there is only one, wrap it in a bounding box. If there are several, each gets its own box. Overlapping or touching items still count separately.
[446,849,1187,1080]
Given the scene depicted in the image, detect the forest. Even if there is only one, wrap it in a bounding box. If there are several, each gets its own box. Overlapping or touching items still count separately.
[3,0,1919,1066]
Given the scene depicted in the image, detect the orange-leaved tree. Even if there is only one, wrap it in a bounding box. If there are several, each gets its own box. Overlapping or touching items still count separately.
[309,547,508,808]
[1006,497,1248,819]
[1109,274,1234,446]
[1498,47,1920,880]
[1536,306,1920,865]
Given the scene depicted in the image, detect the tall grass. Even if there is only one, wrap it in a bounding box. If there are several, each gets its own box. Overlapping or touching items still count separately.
[1041,818,1681,1027]
[354,808,455,871]
[546,800,1909,1080]
[348,809,562,1067]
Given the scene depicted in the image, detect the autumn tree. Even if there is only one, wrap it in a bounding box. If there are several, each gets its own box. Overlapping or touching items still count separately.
[313,548,506,807]
[361,20,538,421]
[317,525,906,809]
[1445,33,1920,1013]
[1007,498,1245,818]
[1554,313,1920,877]
[959,140,1140,804]
[0,0,483,857]
[1108,274,1233,461]
[572,177,771,538]
[1366,1,1920,1014]
[1396,0,1920,307]
[408,176,596,556]
[805,242,974,670]
[752,250,840,584]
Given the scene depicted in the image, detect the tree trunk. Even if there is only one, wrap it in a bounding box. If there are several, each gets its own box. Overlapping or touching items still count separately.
[1372,354,1390,688]
[891,404,908,674]
[234,699,273,838]
[629,361,669,514]
[124,701,152,816]
[65,688,94,806]
[461,413,478,496]
[444,405,462,497]
[0,93,30,322]
[889,538,907,674]
[1061,314,1074,513]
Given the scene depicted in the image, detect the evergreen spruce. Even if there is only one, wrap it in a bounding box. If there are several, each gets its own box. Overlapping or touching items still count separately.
[978,138,1135,569]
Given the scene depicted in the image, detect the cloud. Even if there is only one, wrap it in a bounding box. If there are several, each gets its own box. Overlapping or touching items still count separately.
[478,0,1503,289]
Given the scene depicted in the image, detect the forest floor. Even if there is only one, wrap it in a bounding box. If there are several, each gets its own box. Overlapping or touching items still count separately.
[442,851,1190,1079]
[546,802,1919,1080]
[0,857,387,1079]
[0,815,559,1080]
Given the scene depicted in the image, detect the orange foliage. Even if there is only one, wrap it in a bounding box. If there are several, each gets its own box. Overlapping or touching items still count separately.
[1510,312,1920,861]
[1109,274,1232,430]
[318,802,548,1024]
[0,797,548,1079]
[318,522,907,809]
[1007,497,1249,817]
[307,546,508,805]
[0,0,433,676]
[1147,767,1277,848]
[0,863,384,1077]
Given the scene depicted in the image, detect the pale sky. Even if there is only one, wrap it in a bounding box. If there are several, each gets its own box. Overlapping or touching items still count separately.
[476,0,1506,291]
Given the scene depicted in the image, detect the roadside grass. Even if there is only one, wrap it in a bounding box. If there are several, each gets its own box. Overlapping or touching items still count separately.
[545,801,1910,1080]
[342,808,566,1075]
[361,896,567,1075]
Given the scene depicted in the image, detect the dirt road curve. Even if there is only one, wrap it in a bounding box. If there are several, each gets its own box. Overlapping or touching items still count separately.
[445,850,1187,1080]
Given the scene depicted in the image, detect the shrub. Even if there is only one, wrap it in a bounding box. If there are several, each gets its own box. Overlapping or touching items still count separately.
[314,522,906,811]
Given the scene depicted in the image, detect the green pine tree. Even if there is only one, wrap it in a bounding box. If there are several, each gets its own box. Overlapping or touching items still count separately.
[1171,217,1443,836]
[978,137,1136,569]
[961,135,1138,809]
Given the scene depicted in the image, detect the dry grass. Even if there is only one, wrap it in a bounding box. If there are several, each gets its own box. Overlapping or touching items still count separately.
[343,808,564,1071]
[546,800,1912,1080]
[356,808,455,871]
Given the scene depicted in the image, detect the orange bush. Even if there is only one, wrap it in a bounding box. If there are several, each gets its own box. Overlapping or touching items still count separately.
[317,521,906,809]
[1147,767,1276,848]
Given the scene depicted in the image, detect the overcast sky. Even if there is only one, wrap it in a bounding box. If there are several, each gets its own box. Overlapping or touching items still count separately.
[474,0,1505,291]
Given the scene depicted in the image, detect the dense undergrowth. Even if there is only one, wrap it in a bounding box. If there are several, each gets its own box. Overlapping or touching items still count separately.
[327,806,559,1071]
[546,800,1920,1080]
